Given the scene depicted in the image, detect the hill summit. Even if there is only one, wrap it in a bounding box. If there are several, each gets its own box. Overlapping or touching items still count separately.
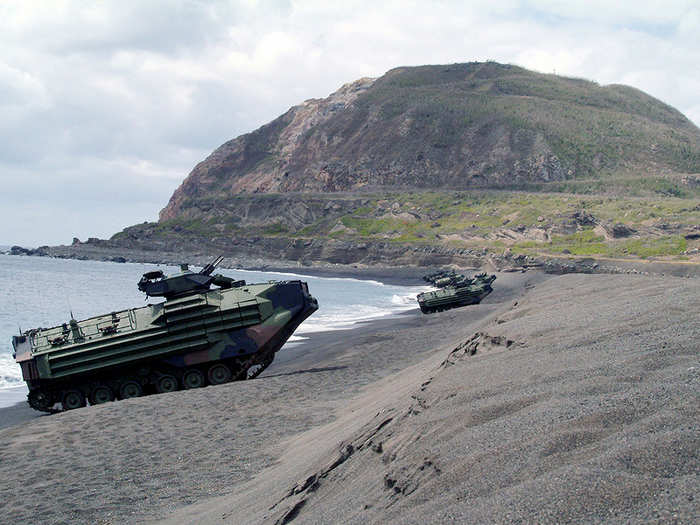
[160,61,700,221]
[85,61,700,271]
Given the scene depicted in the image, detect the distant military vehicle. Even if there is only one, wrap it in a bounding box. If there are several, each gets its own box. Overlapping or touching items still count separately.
[13,256,318,412]
[432,273,473,288]
[417,272,496,314]
[423,269,457,285]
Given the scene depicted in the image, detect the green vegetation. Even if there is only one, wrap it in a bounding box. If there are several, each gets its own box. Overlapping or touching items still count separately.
[115,188,699,263]
[513,230,688,258]
[354,62,700,178]
[156,63,700,266]
[507,175,700,199]
[274,190,698,260]
[615,236,688,258]
[260,222,289,235]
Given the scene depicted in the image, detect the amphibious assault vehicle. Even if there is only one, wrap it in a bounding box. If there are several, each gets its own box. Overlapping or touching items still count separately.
[423,269,457,285]
[13,256,318,412]
[417,272,496,314]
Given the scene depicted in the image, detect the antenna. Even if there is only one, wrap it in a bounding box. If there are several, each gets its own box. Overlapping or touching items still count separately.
[12,297,22,335]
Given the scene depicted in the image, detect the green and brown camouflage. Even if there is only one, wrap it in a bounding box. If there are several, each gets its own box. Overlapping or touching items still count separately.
[13,257,318,412]
[417,273,496,314]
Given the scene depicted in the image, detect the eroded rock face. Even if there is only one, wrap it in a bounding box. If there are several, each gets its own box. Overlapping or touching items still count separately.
[159,78,376,221]
[609,223,636,238]
[571,210,597,226]
[159,61,700,224]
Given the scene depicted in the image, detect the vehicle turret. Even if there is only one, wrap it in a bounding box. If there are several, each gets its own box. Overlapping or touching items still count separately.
[137,256,246,299]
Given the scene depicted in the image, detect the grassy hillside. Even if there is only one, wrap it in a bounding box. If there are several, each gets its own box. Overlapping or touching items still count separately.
[111,62,700,268]
[350,62,699,176]
[159,61,700,224]
[116,188,700,262]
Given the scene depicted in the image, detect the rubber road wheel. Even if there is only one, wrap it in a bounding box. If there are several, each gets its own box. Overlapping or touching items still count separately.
[207,363,232,385]
[183,369,205,389]
[28,390,53,411]
[90,385,114,405]
[62,390,86,410]
[119,380,143,399]
[156,374,179,393]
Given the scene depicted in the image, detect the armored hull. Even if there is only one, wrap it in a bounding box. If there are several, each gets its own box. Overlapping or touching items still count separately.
[13,266,318,412]
[417,274,496,314]
[423,269,457,285]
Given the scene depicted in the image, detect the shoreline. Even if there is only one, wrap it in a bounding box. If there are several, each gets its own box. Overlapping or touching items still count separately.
[0,304,425,432]
[236,264,428,286]
[0,254,431,429]
[0,387,38,430]
[0,384,28,407]
[6,239,700,279]
[1,251,429,287]
[1,271,697,523]
[0,263,526,429]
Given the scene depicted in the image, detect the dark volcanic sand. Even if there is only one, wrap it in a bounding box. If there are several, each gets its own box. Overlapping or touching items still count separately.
[1,271,697,524]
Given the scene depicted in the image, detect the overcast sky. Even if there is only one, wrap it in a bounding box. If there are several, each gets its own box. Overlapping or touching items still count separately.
[1,0,698,246]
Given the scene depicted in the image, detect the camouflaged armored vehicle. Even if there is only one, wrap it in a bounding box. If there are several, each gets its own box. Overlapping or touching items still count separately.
[13,256,318,412]
[433,273,473,288]
[417,273,496,314]
[423,269,457,285]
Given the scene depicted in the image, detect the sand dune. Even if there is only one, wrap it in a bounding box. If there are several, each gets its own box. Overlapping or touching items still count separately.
[1,272,697,524]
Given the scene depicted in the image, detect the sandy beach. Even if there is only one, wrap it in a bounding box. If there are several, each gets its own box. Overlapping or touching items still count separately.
[1,270,697,524]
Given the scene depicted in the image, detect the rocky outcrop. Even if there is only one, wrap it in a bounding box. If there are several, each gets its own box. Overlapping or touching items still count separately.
[159,62,700,223]
[36,233,700,280]
[9,245,50,257]
[36,63,700,276]
[160,78,376,221]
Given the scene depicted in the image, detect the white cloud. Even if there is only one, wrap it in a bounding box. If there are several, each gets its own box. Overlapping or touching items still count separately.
[0,0,698,246]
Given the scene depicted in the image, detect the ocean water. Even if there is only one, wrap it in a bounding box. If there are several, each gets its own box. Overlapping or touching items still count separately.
[0,254,427,403]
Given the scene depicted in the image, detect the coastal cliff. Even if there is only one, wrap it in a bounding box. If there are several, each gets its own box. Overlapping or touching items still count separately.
[27,62,700,271]
[160,61,700,222]
[128,62,700,270]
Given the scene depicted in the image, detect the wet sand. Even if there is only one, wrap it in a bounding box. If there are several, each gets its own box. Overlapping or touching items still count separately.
[1,271,697,524]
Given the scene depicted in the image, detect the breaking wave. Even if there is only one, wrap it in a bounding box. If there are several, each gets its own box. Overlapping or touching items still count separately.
[0,354,23,390]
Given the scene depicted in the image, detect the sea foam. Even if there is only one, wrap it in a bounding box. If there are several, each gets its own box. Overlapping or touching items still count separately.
[0,354,23,390]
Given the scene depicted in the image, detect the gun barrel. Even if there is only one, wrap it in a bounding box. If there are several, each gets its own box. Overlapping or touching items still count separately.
[200,255,224,276]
